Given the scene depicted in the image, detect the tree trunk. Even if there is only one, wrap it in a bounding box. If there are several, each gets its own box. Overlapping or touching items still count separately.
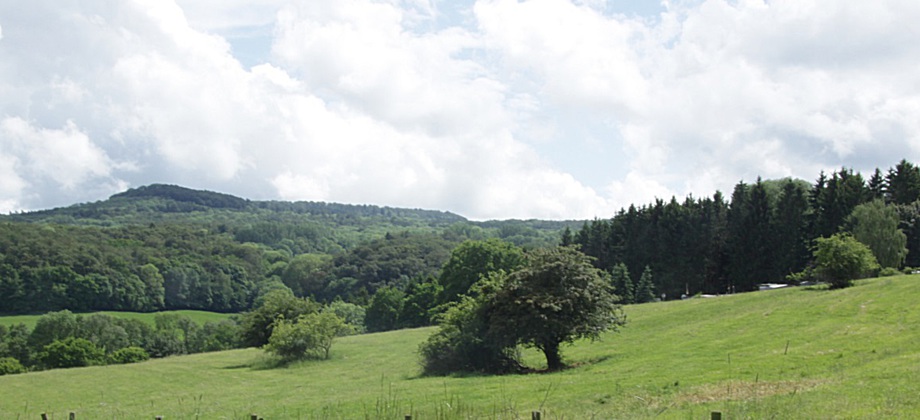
[542,341,563,371]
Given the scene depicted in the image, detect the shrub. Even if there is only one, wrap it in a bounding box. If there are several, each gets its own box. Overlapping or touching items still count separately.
[110,346,150,364]
[0,357,26,375]
[879,267,902,277]
[38,337,105,369]
[814,233,880,289]
[265,312,349,361]
[418,298,521,375]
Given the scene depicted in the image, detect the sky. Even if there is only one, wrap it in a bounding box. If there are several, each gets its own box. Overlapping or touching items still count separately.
[1,1,919,220]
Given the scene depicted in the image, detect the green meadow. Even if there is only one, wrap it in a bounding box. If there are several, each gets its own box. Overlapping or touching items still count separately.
[3,276,919,419]
[0,310,233,330]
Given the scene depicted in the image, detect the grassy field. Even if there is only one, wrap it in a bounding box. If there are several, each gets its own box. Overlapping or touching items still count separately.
[2,276,919,418]
[0,310,233,329]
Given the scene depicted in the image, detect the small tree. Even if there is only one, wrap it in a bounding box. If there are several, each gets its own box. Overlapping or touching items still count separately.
[239,289,320,347]
[610,263,634,304]
[846,199,908,268]
[635,266,656,303]
[265,312,349,361]
[814,233,880,289]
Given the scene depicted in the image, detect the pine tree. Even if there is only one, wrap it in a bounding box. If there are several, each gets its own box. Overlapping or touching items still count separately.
[635,265,656,303]
[609,263,634,304]
[886,159,920,205]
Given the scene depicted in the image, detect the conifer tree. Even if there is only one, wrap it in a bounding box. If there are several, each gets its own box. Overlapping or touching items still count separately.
[635,266,656,303]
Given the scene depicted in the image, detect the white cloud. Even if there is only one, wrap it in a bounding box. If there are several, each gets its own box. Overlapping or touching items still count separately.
[1,0,920,219]
[0,117,117,194]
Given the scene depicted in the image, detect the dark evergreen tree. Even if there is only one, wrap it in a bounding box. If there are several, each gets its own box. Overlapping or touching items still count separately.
[868,168,886,200]
[773,179,810,278]
[635,265,656,303]
[886,159,920,205]
[609,263,634,304]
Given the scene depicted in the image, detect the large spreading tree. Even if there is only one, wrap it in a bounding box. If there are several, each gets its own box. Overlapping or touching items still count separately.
[486,246,626,370]
[421,246,626,374]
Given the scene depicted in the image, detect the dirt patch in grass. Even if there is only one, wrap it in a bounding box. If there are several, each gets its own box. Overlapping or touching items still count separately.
[678,379,825,403]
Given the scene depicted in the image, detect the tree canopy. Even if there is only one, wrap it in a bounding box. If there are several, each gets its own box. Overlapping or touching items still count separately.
[846,199,907,269]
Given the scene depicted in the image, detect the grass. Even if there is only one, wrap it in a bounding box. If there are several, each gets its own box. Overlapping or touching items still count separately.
[0,310,233,329]
[2,275,920,418]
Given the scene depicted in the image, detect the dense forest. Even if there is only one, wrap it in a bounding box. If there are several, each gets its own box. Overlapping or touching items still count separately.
[569,159,920,299]
[0,184,576,314]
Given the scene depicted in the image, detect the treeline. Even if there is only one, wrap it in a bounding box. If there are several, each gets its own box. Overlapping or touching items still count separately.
[570,159,920,298]
[0,223,266,313]
[0,311,240,374]
[0,224,462,314]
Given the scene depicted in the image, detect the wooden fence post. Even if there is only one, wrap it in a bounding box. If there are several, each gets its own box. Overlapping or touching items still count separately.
[70,413,76,420]
[251,415,258,420]
[711,411,722,420]
[531,411,541,420]
[40,414,48,420]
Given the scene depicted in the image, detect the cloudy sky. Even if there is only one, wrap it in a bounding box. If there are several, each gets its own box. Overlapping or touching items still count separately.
[1,1,919,220]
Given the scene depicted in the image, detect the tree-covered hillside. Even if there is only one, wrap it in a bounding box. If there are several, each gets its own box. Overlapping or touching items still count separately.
[0,184,577,314]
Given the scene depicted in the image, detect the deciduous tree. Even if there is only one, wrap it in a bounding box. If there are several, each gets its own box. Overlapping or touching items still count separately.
[486,246,626,370]
[814,233,880,289]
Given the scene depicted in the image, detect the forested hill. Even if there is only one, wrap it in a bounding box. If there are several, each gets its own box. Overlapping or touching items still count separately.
[0,184,577,314]
[7,184,465,228]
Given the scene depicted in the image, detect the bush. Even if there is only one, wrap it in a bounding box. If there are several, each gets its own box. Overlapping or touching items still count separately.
[38,337,105,369]
[418,298,521,375]
[265,312,349,361]
[814,233,880,289]
[109,346,150,364]
[879,267,902,277]
[0,357,26,375]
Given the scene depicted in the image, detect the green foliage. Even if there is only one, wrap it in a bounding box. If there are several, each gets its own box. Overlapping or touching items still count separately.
[846,199,908,268]
[814,233,880,289]
[398,277,442,328]
[439,239,524,303]
[324,300,366,334]
[240,289,320,348]
[0,323,31,366]
[0,357,25,375]
[38,337,105,369]
[198,319,242,352]
[879,267,902,277]
[331,232,455,302]
[364,286,404,333]
[419,290,521,375]
[28,310,79,350]
[265,312,349,361]
[109,346,150,364]
[486,246,626,370]
[281,253,332,299]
